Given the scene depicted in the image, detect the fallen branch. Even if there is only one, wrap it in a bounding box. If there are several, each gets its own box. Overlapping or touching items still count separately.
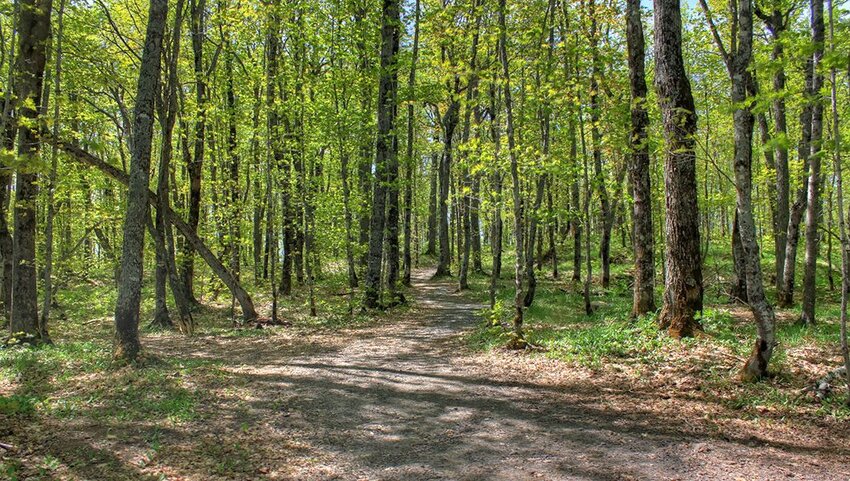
[800,366,848,401]
[0,442,14,450]
[50,137,258,322]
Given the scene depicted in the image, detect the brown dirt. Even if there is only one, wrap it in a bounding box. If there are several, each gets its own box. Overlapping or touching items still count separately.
[3,269,850,480]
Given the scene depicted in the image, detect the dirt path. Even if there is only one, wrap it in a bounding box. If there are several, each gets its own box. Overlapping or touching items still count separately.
[133,268,844,481]
[21,269,844,480]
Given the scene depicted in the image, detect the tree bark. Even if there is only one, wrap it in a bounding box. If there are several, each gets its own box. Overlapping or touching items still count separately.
[426,152,438,256]
[626,0,655,317]
[498,0,525,340]
[402,0,420,287]
[40,0,66,336]
[778,55,814,307]
[800,0,825,326]
[434,98,458,277]
[654,0,703,338]
[488,80,503,309]
[827,0,850,402]
[730,212,749,302]
[587,0,612,289]
[113,0,167,361]
[9,0,53,341]
[180,0,207,306]
[364,0,400,309]
[0,136,12,323]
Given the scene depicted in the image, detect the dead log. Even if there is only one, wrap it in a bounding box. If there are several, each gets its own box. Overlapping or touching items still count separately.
[51,137,258,322]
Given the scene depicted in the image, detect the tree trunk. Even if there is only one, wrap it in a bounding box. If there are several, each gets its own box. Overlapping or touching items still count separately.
[152,0,193,333]
[570,120,581,282]
[587,0,612,289]
[488,81,503,309]
[827,0,850,402]
[756,7,790,292]
[523,175,545,306]
[731,213,749,302]
[715,0,777,381]
[426,152,438,256]
[180,0,206,306]
[626,0,655,317]
[0,137,12,323]
[364,0,400,309]
[9,0,53,341]
[402,0,420,287]
[499,0,525,341]
[224,34,240,281]
[778,58,814,307]
[654,0,703,338]
[113,0,167,361]
[800,0,825,326]
[40,0,66,336]
[434,98,458,277]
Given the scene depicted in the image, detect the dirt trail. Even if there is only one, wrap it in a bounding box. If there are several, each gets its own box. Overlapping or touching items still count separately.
[146,268,846,481]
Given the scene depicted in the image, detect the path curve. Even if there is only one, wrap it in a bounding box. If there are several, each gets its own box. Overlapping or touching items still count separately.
[201,269,847,481]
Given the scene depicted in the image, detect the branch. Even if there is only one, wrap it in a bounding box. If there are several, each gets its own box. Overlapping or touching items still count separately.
[698,0,732,72]
[47,136,258,321]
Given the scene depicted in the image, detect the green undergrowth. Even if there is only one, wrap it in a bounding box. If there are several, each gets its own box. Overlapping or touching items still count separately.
[464,245,850,417]
[0,340,220,424]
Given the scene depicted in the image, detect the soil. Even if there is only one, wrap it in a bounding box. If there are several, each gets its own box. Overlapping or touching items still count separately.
[3,269,849,480]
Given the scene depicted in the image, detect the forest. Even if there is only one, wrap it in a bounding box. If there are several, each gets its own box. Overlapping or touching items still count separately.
[1,0,850,477]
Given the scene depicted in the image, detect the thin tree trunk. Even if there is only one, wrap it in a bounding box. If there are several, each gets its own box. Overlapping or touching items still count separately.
[488,80,503,309]
[40,0,66,335]
[402,0,420,287]
[180,0,206,306]
[498,0,525,341]
[626,0,655,317]
[113,0,167,361]
[731,213,749,301]
[426,152,438,256]
[779,56,814,307]
[587,0,612,289]
[434,97,458,277]
[800,0,825,326]
[755,6,790,292]
[827,0,850,403]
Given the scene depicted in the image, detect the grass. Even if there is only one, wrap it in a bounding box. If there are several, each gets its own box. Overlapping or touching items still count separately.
[0,339,214,424]
[463,242,850,418]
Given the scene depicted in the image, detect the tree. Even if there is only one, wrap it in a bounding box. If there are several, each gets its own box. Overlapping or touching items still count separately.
[800,0,825,326]
[654,0,703,338]
[402,0,421,287]
[363,0,400,309]
[9,0,53,341]
[699,0,777,380]
[498,0,524,343]
[626,0,655,317]
[113,0,168,362]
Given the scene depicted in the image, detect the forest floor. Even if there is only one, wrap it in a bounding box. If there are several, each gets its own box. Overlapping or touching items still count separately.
[2,268,850,480]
